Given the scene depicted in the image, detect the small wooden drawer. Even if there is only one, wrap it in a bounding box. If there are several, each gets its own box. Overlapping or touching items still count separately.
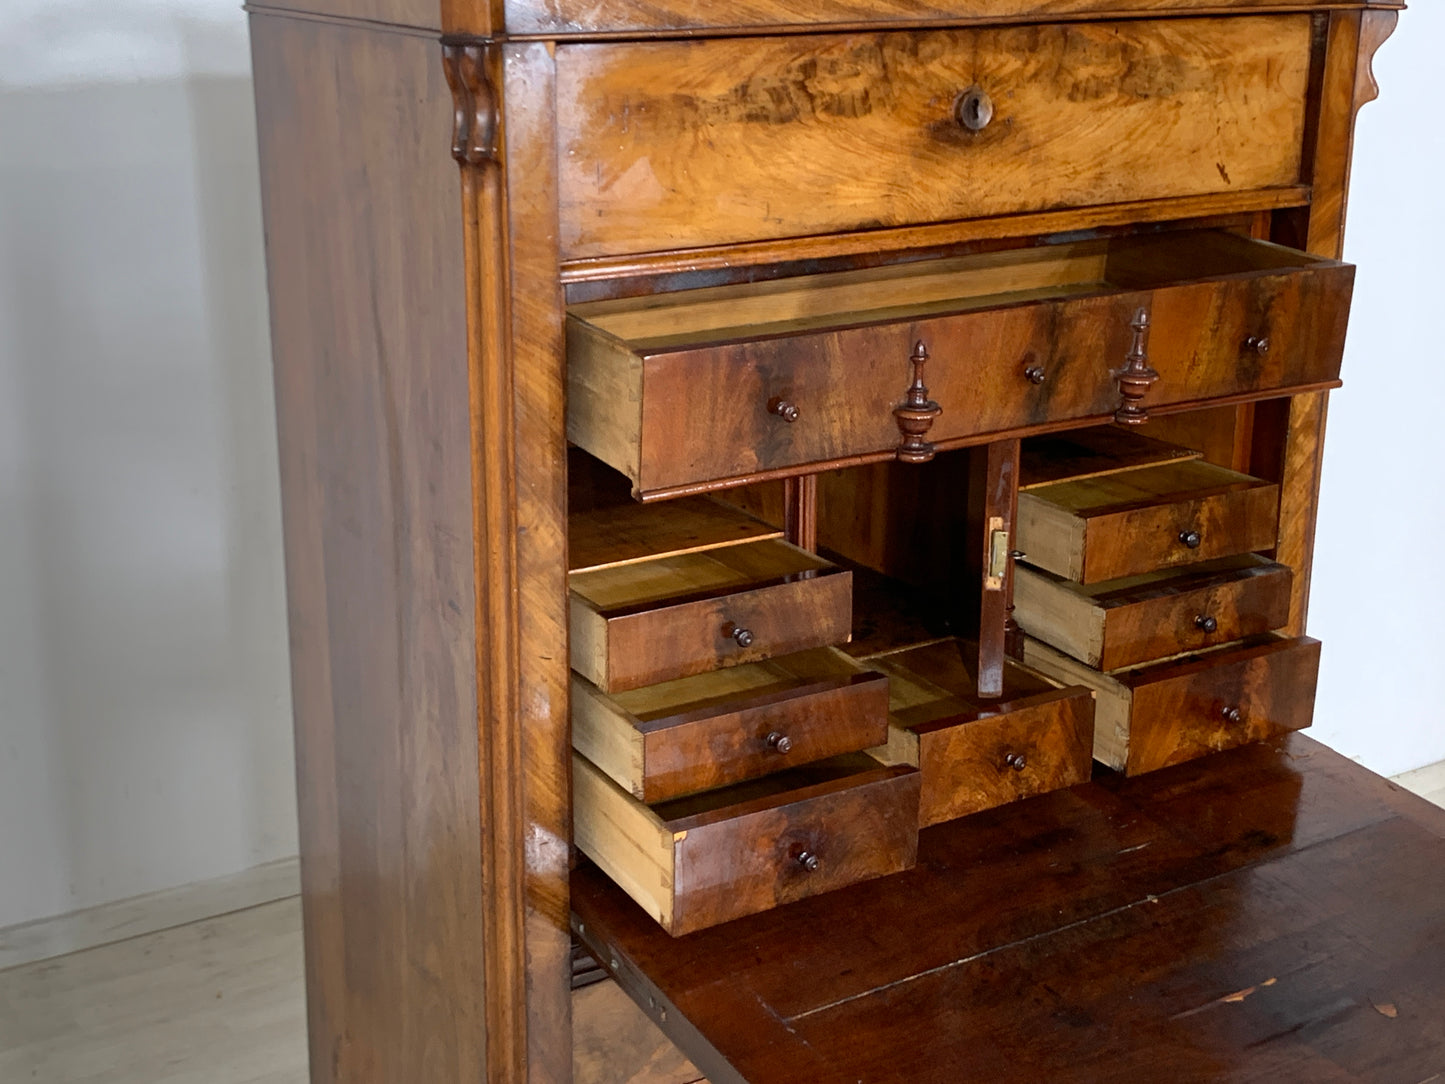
[570,537,852,692]
[568,230,1351,497]
[572,647,890,803]
[1023,634,1321,776]
[556,18,1312,258]
[1016,459,1280,584]
[573,751,920,936]
[865,640,1094,828]
[1015,554,1294,671]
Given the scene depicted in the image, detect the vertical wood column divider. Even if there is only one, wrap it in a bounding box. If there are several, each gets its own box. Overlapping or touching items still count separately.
[783,474,819,552]
[968,439,1021,699]
[445,37,572,1083]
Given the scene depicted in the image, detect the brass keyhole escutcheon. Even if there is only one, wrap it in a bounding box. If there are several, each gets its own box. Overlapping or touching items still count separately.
[955,87,994,132]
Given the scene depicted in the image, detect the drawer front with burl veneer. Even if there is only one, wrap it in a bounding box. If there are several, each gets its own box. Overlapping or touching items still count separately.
[570,537,853,693]
[568,231,1351,497]
[573,751,920,936]
[865,639,1094,828]
[1016,459,1280,585]
[556,19,1311,258]
[1024,634,1321,776]
[572,647,890,803]
[1015,554,1294,671]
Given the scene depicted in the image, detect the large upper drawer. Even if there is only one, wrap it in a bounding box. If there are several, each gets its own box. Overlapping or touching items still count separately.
[556,18,1312,258]
[568,230,1353,497]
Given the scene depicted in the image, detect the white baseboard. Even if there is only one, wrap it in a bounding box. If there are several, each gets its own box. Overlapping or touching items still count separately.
[0,856,301,972]
[1392,759,1445,809]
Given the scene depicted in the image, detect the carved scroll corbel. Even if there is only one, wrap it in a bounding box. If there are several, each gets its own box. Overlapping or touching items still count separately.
[442,41,500,168]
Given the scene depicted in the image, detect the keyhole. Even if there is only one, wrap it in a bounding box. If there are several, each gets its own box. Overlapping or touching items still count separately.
[956,87,994,132]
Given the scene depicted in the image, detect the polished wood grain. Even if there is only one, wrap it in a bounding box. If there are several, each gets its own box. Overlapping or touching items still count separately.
[569,497,782,576]
[556,19,1311,257]
[574,752,920,936]
[568,231,1351,496]
[575,734,1445,1083]
[1017,459,1281,584]
[1020,426,1201,489]
[866,639,1094,826]
[966,441,1020,696]
[1024,633,1320,774]
[250,18,487,1080]
[571,647,890,802]
[570,538,852,692]
[504,0,1400,36]
[1016,554,1294,670]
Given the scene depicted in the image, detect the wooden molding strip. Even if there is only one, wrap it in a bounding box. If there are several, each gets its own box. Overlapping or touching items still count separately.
[560,188,1313,285]
[0,859,301,973]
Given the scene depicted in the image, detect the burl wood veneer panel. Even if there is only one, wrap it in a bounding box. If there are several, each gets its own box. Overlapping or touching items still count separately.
[250,17,485,1080]
[556,17,1312,258]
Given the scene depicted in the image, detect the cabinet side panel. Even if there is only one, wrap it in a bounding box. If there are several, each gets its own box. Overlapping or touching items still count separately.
[250,17,486,1081]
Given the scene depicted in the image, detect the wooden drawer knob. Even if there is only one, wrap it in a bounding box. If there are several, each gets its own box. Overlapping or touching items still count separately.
[894,341,942,463]
[1245,335,1271,356]
[1178,530,1202,549]
[1194,614,1218,634]
[765,730,793,755]
[1113,308,1159,425]
[796,850,821,872]
[1004,752,1027,772]
[723,622,755,648]
[1221,705,1243,725]
[955,86,994,132]
[768,397,800,423]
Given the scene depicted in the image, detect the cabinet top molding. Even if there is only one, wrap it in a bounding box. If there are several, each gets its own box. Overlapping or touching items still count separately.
[245,0,1403,41]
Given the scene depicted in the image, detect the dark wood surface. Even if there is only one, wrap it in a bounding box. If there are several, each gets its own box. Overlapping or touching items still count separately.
[575,734,1445,1083]
[567,230,1350,497]
[250,17,490,1082]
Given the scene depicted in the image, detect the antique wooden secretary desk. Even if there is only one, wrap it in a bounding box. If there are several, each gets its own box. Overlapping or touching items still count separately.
[247,0,1445,1080]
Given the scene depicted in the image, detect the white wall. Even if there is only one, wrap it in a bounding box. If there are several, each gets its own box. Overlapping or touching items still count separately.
[0,4,1439,931]
[1311,11,1445,777]
[0,2,296,929]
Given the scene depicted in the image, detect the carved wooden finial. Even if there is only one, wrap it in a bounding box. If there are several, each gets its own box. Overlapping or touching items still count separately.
[1113,308,1159,426]
[894,340,943,463]
[442,42,499,167]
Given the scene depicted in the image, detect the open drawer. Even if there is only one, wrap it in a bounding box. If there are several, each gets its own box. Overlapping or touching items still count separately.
[573,751,919,936]
[567,229,1352,497]
[864,639,1094,828]
[572,647,890,803]
[1023,633,1321,776]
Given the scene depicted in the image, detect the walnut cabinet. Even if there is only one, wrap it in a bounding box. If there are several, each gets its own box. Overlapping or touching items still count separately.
[246,1,1401,1079]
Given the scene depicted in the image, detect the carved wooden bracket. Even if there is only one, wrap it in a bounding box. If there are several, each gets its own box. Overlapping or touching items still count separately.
[1112,308,1159,426]
[1353,10,1400,123]
[894,341,943,463]
[442,41,500,167]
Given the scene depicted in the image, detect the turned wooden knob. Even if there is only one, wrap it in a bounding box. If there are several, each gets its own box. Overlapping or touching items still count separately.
[1024,364,1046,385]
[1114,308,1159,425]
[1004,752,1027,771]
[1221,705,1243,725]
[1195,614,1218,633]
[796,850,821,872]
[894,341,943,463]
[768,397,800,423]
[1178,530,1202,549]
[724,623,754,648]
[766,731,793,755]
[1245,335,1271,356]
[955,86,994,131]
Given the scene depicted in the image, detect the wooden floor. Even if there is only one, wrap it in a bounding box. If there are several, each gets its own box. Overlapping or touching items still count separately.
[0,897,700,1084]
[1,746,1440,1083]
